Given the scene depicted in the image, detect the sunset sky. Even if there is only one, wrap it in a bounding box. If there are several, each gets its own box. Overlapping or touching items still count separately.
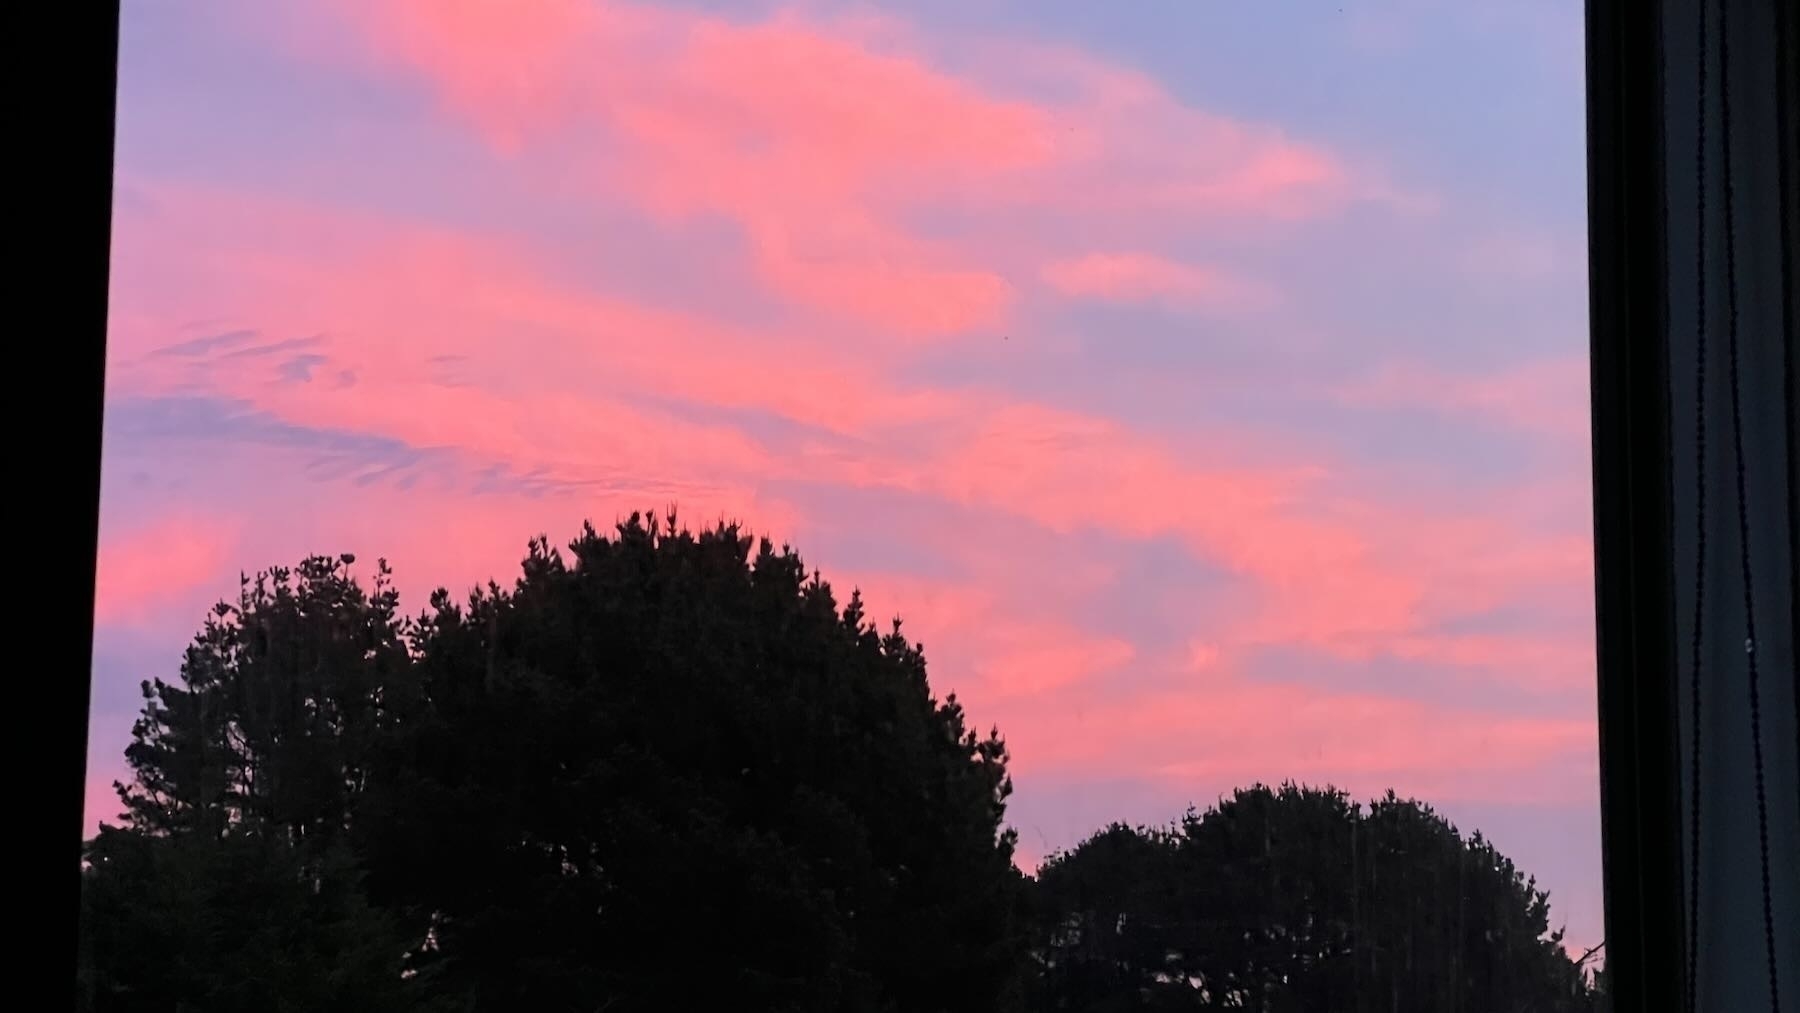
[92,0,1601,950]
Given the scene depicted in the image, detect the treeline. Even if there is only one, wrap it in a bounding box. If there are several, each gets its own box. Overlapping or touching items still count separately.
[78,515,1606,1012]
[1029,789,1603,1011]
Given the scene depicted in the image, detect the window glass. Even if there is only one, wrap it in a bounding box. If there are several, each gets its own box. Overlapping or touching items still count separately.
[87,2,1601,1008]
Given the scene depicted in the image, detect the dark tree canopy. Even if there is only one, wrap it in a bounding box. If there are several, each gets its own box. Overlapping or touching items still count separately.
[111,554,414,847]
[80,516,1602,1013]
[1031,783,1600,1013]
[370,514,1025,1010]
[83,515,1026,1013]
[78,828,420,1013]
[81,555,431,1012]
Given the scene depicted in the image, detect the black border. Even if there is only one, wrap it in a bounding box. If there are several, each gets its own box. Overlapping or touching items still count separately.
[1584,0,1687,1006]
[1778,0,1800,760]
[53,1,120,1003]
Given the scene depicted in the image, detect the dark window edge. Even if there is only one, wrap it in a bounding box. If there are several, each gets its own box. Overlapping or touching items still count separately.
[1585,0,1688,1005]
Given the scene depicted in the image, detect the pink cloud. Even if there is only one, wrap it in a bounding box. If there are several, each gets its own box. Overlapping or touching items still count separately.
[823,570,1134,704]
[829,572,996,638]
[94,514,240,629]
[99,6,1595,838]
[299,0,1046,339]
[975,632,1137,699]
[930,33,1361,220]
[108,181,983,441]
[266,0,1363,339]
[1041,252,1269,310]
[909,403,1434,648]
[1186,641,1224,673]
[1005,672,1597,807]
[107,179,1589,708]
[749,215,1016,338]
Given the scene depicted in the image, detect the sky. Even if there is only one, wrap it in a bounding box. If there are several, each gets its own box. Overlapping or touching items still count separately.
[91,0,1601,953]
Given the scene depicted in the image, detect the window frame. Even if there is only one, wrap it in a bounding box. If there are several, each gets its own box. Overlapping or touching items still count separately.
[59,0,1797,1005]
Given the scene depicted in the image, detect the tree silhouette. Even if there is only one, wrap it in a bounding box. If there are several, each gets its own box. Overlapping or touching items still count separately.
[361,513,1027,1011]
[1032,783,1601,1012]
[80,555,428,1012]
[112,554,415,847]
[78,828,421,1013]
[80,520,1604,1013]
[1027,822,1191,1011]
